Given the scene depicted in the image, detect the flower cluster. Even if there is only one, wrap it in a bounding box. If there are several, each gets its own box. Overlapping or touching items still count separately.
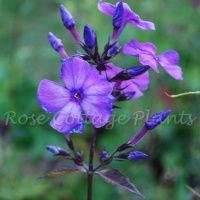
[38,1,183,198]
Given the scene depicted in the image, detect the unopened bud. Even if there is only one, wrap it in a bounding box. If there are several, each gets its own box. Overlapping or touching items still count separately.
[60,5,75,29]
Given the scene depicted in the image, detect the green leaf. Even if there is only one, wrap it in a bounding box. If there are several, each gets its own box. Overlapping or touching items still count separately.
[39,164,86,178]
[96,168,144,198]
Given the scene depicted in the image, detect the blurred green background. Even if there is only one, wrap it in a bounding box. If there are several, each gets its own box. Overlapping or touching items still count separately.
[0,0,200,199]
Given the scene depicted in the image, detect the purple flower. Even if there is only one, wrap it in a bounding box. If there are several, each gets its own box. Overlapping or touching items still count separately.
[98,0,155,39]
[100,63,149,100]
[123,40,183,80]
[37,57,114,134]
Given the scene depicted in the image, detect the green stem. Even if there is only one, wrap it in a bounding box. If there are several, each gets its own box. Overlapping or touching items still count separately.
[87,126,96,200]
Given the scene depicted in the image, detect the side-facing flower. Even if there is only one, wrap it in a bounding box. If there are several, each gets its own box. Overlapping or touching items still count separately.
[123,40,183,80]
[100,62,149,100]
[37,57,114,134]
[98,0,155,41]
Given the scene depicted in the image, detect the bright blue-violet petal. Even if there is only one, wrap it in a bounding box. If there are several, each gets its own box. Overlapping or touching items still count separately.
[81,95,114,128]
[37,80,71,113]
[60,57,91,91]
[158,50,183,80]
[50,101,85,134]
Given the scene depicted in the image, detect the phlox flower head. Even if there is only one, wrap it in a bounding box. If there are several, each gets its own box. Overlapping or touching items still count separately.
[37,57,114,134]
[123,40,183,80]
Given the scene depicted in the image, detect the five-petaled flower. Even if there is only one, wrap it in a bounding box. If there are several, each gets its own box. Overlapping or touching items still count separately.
[123,40,183,80]
[37,57,114,134]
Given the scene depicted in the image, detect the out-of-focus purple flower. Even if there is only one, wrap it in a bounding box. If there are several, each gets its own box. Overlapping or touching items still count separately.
[48,32,68,59]
[38,57,114,134]
[98,0,155,40]
[100,63,149,100]
[145,110,171,130]
[46,145,69,156]
[123,40,183,80]
[60,5,82,44]
[84,24,96,49]
[128,151,148,161]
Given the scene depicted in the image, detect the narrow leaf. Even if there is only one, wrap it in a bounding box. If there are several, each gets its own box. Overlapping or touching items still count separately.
[39,164,86,178]
[96,168,144,198]
[165,91,200,98]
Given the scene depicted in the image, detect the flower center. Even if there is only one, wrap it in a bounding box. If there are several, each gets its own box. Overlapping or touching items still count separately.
[73,91,82,101]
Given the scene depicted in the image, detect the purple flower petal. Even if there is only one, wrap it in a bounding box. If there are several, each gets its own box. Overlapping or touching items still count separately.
[134,40,157,55]
[158,50,183,80]
[98,0,116,16]
[122,2,155,30]
[81,95,114,128]
[60,57,90,90]
[139,52,159,72]
[84,78,113,96]
[132,71,149,91]
[37,80,71,113]
[119,81,144,100]
[50,101,84,134]
[123,42,139,57]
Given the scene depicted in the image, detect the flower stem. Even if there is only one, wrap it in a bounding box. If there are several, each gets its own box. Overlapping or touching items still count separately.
[87,125,96,200]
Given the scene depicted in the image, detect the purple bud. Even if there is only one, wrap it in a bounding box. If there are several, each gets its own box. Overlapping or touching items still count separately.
[83,24,96,49]
[60,5,75,29]
[48,32,63,52]
[145,110,171,130]
[46,145,60,154]
[46,145,69,156]
[100,150,108,160]
[107,42,121,58]
[128,151,148,161]
[113,2,124,29]
[109,65,149,82]
[127,66,150,77]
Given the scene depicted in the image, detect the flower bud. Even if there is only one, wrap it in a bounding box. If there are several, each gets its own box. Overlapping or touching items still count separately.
[83,24,96,49]
[99,150,109,162]
[145,110,171,130]
[109,65,149,82]
[60,5,75,29]
[46,145,69,156]
[107,42,121,58]
[48,32,63,52]
[128,151,148,161]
